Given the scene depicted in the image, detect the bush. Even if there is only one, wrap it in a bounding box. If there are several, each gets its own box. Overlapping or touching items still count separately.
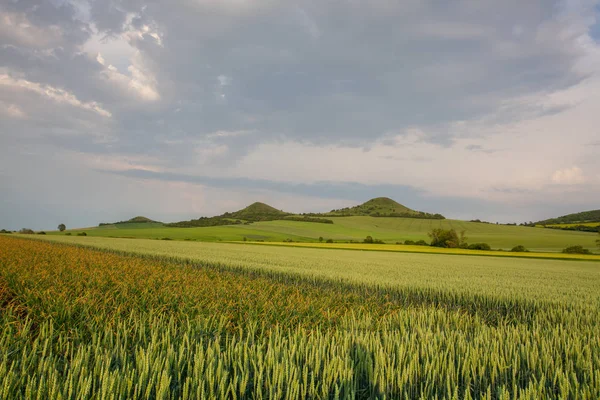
[373,239,385,244]
[283,238,294,243]
[161,237,172,240]
[562,245,591,254]
[404,240,416,245]
[19,228,35,234]
[363,236,374,244]
[467,243,491,251]
[37,231,47,235]
[0,229,12,234]
[65,233,72,236]
[77,232,87,237]
[326,238,334,243]
[415,240,429,246]
[428,228,467,248]
[511,245,529,252]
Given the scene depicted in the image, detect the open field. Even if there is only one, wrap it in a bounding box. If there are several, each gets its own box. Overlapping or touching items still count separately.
[239,241,600,261]
[50,216,600,252]
[544,222,600,228]
[1,235,600,398]
[22,235,600,303]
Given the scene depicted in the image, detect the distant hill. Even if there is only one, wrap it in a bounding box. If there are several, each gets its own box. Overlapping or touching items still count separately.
[533,209,600,232]
[314,197,445,219]
[99,216,161,226]
[534,210,600,226]
[223,202,290,220]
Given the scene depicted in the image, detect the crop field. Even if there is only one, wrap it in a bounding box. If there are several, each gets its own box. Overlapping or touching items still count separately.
[2,235,600,398]
[544,222,600,228]
[50,216,600,252]
[242,241,600,261]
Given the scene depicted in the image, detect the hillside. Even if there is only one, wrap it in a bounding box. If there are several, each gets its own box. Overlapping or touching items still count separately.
[99,216,161,226]
[57,215,600,252]
[167,202,292,228]
[318,197,445,219]
[534,209,600,232]
[534,209,600,225]
[223,202,290,220]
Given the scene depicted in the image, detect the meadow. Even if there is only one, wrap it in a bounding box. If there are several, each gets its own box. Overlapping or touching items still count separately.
[2,235,600,399]
[51,216,600,252]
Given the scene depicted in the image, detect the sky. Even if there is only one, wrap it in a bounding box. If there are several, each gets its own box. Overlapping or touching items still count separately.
[1,0,600,230]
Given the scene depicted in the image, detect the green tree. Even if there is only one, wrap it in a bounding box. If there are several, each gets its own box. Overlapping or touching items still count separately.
[319,236,324,243]
[428,228,467,248]
[58,223,66,232]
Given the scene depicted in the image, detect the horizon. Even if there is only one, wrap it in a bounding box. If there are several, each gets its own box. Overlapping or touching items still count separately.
[2,1,600,230]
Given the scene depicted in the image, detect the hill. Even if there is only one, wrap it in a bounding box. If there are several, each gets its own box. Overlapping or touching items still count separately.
[223,202,290,221]
[534,209,600,225]
[99,216,161,226]
[318,197,445,219]
[167,202,294,228]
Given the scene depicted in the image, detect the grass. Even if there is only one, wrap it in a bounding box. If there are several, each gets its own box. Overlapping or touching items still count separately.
[1,235,600,398]
[50,216,600,252]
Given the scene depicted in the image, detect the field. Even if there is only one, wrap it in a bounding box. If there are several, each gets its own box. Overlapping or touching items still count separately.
[50,216,600,252]
[544,222,600,228]
[1,235,600,398]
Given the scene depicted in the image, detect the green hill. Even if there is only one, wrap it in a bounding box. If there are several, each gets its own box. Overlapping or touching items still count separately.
[321,197,444,219]
[535,209,600,225]
[224,202,290,220]
[99,216,161,226]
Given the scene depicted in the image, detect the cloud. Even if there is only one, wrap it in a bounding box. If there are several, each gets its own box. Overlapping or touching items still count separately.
[2,0,600,229]
[0,74,111,117]
[552,166,586,184]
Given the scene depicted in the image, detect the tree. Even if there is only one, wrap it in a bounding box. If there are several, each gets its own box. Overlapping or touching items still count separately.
[596,232,600,250]
[363,235,374,244]
[58,223,66,232]
[428,228,467,248]
[319,236,324,243]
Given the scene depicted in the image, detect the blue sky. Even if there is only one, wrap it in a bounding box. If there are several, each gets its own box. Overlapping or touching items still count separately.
[1,0,600,230]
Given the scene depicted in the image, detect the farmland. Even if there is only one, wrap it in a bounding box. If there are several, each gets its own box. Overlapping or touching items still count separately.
[50,215,600,252]
[2,235,600,398]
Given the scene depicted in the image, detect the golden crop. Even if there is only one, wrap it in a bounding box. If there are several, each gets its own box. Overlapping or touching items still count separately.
[1,236,599,398]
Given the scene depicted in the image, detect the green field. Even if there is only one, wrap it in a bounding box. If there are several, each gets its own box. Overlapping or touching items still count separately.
[52,216,600,252]
[2,235,600,398]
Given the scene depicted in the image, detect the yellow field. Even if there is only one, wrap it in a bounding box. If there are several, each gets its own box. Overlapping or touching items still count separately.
[234,241,600,261]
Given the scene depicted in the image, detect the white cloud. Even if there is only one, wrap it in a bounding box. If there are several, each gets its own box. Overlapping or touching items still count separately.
[0,74,112,117]
[552,166,585,185]
[2,103,26,118]
[0,11,63,48]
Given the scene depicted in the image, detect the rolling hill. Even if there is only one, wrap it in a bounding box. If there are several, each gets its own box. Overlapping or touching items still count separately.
[534,209,600,225]
[317,197,445,219]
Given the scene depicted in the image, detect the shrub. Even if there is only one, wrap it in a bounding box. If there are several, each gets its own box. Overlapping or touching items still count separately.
[373,239,385,244]
[404,240,416,245]
[467,243,491,251]
[77,232,87,237]
[283,238,294,243]
[326,239,334,243]
[415,240,429,246]
[511,245,529,252]
[19,228,35,234]
[428,228,467,248]
[243,237,247,241]
[65,233,72,236]
[562,245,591,254]
[161,237,172,240]
[319,236,324,243]
[37,231,47,235]
[363,236,374,244]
